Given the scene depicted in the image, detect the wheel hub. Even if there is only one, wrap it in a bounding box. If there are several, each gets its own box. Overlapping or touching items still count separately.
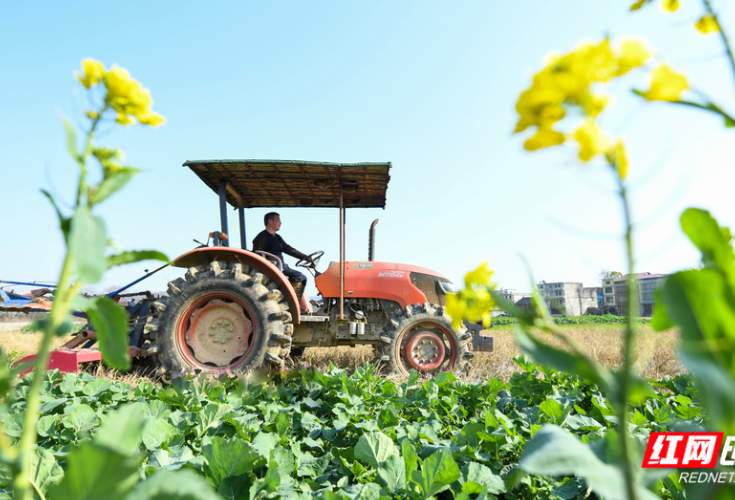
[405,330,446,371]
[184,299,252,366]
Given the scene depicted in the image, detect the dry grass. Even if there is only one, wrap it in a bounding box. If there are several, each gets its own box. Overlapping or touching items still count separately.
[1,323,686,386]
[0,329,75,361]
[0,327,157,387]
[298,324,686,383]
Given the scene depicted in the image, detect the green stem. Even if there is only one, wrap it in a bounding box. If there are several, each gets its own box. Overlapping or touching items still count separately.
[75,105,107,207]
[702,0,735,97]
[616,175,638,500]
[12,257,79,500]
[671,98,735,125]
[13,104,103,500]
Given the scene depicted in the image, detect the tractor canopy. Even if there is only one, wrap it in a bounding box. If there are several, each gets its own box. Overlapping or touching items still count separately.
[183,159,391,209]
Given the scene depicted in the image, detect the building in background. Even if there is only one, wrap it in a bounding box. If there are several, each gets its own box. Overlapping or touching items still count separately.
[611,272,667,317]
[602,277,617,311]
[495,289,532,316]
[537,282,599,316]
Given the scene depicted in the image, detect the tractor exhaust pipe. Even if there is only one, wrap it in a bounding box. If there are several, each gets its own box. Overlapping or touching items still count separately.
[368,219,379,261]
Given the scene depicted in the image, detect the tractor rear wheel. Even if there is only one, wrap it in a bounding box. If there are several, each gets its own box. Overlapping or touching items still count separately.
[146,262,293,377]
[378,303,473,376]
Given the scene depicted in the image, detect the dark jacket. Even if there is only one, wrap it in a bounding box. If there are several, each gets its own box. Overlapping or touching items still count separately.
[252,230,306,264]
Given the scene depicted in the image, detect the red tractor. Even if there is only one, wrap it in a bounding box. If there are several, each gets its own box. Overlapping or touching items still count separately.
[145,160,492,377]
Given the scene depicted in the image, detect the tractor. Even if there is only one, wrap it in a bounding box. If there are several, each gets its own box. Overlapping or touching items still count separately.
[8,160,492,377]
[144,159,493,378]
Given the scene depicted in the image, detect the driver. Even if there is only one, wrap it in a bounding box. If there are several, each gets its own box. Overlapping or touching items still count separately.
[252,212,312,300]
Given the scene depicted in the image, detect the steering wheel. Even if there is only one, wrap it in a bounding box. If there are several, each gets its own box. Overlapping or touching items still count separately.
[296,251,324,269]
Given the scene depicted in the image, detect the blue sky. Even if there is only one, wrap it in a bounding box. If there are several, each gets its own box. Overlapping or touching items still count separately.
[1,1,734,298]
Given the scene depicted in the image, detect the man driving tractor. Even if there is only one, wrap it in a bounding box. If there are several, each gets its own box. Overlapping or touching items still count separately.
[252,212,313,301]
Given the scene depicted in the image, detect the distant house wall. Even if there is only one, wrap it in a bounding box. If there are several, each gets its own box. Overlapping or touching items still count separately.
[537,282,598,316]
[612,273,667,317]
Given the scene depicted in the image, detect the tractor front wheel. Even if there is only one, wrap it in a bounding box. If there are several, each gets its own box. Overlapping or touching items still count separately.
[378,303,473,376]
[146,262,293,377]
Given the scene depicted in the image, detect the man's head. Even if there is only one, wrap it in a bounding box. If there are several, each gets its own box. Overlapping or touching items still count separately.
[264,212,281,233]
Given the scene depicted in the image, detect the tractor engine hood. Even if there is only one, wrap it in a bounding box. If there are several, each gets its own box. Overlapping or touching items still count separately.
[315,261,454,309]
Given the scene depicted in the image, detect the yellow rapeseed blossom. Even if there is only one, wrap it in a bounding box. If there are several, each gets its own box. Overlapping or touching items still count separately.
[695,15,720,35]
[642,64,689,101]
[661,0,679,12]
[75,59,165,127]
[444,294,468,329]
[444,262,497,328]
[574,119,610,161]
[608,140,629,180]
[524,127,566,151]
[629,0,652,10]
[76,59,105,89]
[614,38,654,76]
[514,37,648,155]
[578,92,610,118]
[464,261,495,288]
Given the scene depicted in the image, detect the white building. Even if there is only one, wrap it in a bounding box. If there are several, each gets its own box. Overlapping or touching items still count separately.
[537,281,599,316]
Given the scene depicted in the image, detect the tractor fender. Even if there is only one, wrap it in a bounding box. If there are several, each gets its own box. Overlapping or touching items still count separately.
[171,247,301,324]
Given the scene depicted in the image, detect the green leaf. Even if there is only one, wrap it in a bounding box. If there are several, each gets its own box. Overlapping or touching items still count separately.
[539,399,563,422]
[251,432,281,459]
[202,436,265,485]
[61,116,81,165]
[69,206,107,283]
[402,439,419,484]
[123,469,220,500]
[62,404,99,433]
[37,415,58,438]
[94,404,146,456]
[107,250,169,269]
[146,447,204,473]
[50,442,141,500]
[460,462,505,495]
[519,425,658,500]
[142,419,181,451]
[354,431,399,468]
[30,447,64,497]
[84,296,131,371]
[89,167,141,205]
[411,449,460,499]
[680,208,735,285]
[82,378,113,398]
[376,453,405,492]
[41,189,71,239]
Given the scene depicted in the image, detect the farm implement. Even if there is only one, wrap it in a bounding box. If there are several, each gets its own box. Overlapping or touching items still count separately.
[3,160,493,377]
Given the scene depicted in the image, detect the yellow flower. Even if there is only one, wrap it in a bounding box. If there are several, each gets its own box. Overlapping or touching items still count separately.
[614,37,654,76]
[578,91,611,118]
[444,294,468,328]
[464,261,495,288]
[514,85,566,133]
[104,65,134,100]
[573,119,610,161]
[608,140,629,179]
[137,111,166,127]
[76,59,105,89]
[695,15,720,35]
[629,0,652,10]
[115,112,135,126]
[524,127,566,151]
[84,111,99,120]
[660,0,679,12]
[99,64,166,127]
[642,64,689,101]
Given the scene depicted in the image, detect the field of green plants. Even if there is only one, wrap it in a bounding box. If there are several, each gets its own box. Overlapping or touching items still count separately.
[0,358,695,499]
